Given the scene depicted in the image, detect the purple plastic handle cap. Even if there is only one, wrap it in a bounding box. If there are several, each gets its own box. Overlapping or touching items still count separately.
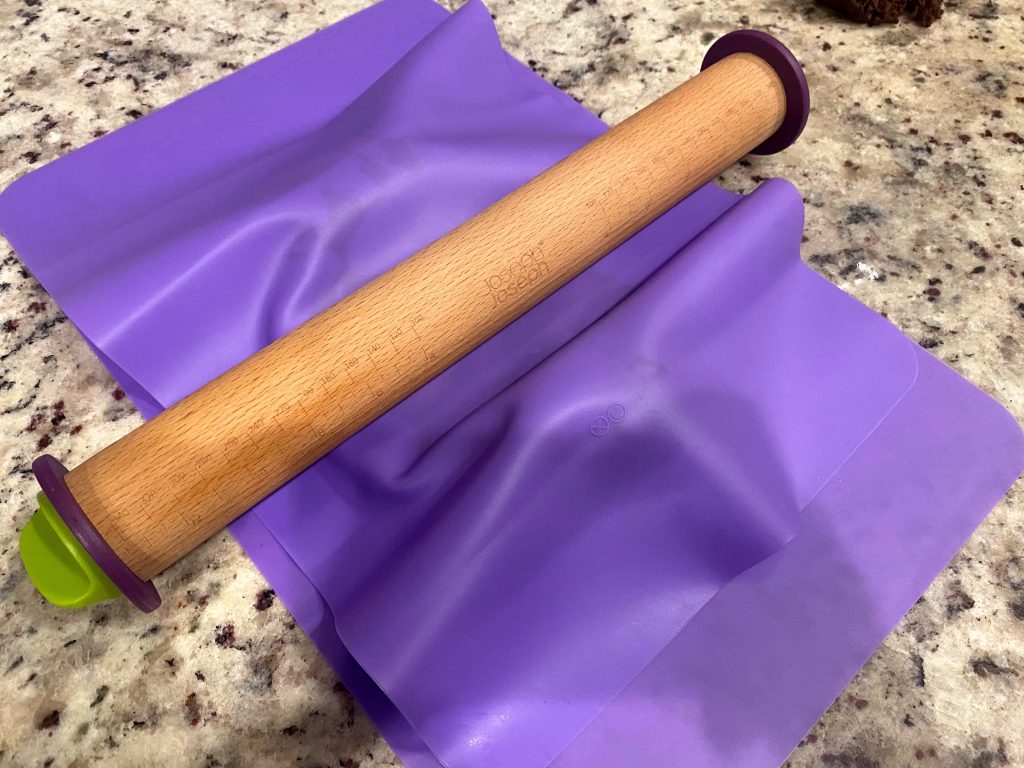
[701,29,810,155]
[32,455,161,612]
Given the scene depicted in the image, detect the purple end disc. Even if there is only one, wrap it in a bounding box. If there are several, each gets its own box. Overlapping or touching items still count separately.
[701,29,810,155]
[32,454,162,612]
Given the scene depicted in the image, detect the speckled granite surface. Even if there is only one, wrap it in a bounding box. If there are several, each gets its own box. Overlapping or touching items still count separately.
[0,0,1021,766]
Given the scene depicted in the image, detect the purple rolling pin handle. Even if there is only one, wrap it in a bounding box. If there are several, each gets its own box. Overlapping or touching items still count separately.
[32,454,161,612]
[702,30,811,155]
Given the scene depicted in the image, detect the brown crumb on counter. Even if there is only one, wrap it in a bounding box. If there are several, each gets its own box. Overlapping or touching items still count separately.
[818,0,943,26]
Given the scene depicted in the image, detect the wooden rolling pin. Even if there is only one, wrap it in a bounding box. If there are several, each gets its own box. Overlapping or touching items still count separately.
[23,30,809,611]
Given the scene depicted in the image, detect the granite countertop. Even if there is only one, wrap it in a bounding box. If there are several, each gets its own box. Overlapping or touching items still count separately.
[1,0,1021,765]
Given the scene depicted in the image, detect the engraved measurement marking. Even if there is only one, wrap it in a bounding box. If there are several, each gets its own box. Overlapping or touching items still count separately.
[161,311,447,532]
[586,151,672,220]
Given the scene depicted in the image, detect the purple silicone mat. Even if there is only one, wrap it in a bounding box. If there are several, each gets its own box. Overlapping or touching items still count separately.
[0,1,1021,767]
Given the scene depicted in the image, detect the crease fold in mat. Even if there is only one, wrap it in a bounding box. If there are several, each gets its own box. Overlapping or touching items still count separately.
[0,1,1021,767]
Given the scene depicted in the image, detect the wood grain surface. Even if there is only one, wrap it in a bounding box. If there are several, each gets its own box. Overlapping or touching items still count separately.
[65,52,786,580]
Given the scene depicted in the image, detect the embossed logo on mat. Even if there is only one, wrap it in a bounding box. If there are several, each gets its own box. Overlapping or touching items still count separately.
[591,403,627,437]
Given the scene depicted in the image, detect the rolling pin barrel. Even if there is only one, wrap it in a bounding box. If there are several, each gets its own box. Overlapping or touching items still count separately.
[22,30,809,611]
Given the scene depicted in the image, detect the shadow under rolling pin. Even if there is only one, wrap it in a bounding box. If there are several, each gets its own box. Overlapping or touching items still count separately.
[19,30,809,612]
